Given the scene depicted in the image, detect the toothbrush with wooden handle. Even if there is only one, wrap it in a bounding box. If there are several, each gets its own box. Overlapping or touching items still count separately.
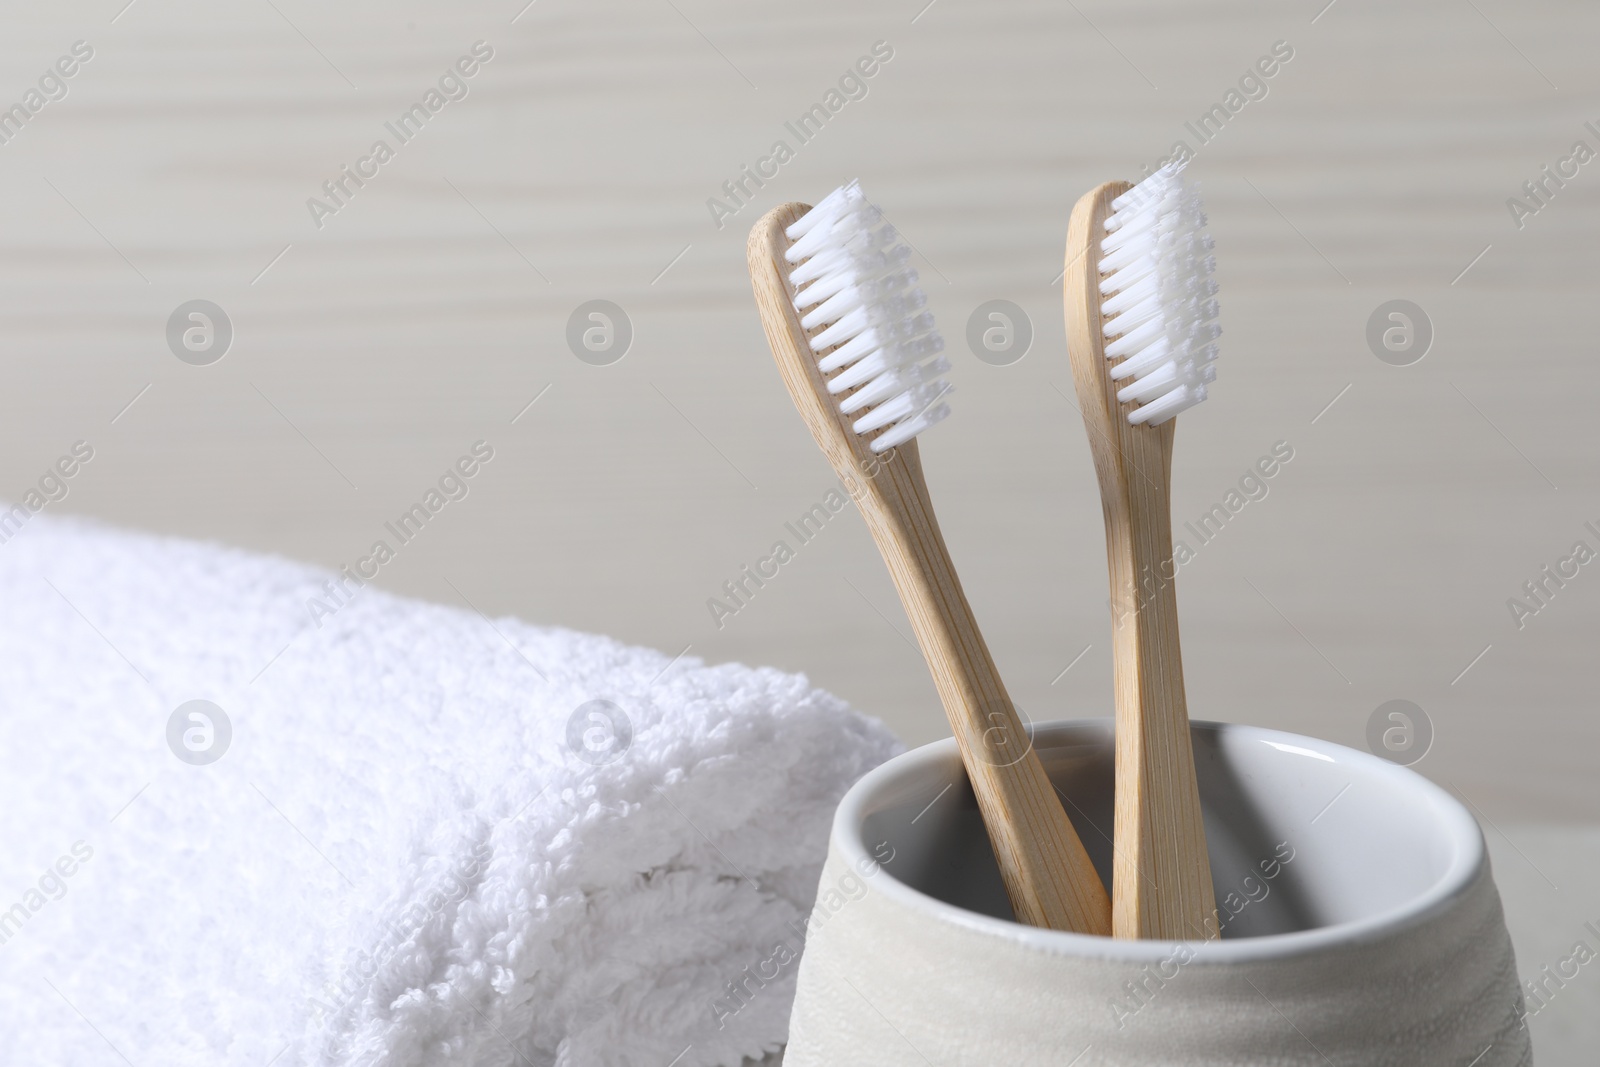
[1064,164,1220,941]
[750,184,1111,936]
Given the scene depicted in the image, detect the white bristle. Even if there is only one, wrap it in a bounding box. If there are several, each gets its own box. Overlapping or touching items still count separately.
[1098,162,1220,426]
[784,181,951,453]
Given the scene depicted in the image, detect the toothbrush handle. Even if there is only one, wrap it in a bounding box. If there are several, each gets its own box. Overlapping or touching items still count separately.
[854,443,1111,936]
[1107,428,1218,941]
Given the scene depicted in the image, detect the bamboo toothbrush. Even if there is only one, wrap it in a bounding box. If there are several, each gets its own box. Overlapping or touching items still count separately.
[749,182,1111,936]
[1063,162,1220,941]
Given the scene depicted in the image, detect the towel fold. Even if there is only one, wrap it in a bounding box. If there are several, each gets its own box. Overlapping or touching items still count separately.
[0,514,901,1066]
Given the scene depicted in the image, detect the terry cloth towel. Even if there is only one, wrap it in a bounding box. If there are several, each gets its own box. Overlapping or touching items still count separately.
[0,513,902,1067]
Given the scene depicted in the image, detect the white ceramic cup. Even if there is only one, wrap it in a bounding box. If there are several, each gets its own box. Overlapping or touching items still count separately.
[785,719,1532,1065]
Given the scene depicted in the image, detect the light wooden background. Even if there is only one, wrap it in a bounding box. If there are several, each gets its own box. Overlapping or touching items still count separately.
[2,0,1596,1058]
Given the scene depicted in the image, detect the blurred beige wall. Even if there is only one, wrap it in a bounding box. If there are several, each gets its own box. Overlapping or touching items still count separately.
[1,0,1596,832]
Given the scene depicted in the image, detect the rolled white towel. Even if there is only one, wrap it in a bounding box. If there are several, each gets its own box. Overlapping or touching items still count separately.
[0,513,901,1066]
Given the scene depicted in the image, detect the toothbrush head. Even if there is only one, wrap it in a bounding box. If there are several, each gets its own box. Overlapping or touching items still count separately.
[1096,162,1220,426]
[782,181,951,453]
